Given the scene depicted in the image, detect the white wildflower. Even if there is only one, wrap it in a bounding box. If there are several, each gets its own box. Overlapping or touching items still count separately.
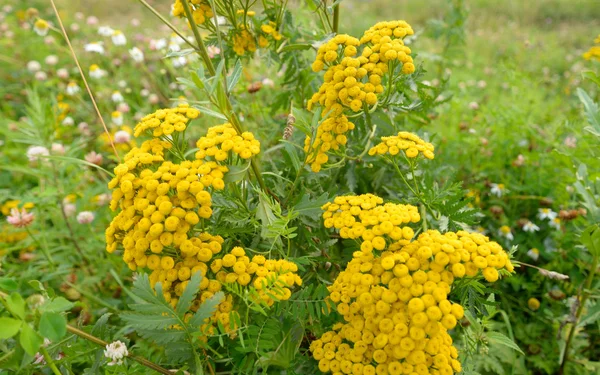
[522,221,540,233]
[104,340,128,366]
[537,208,557,221]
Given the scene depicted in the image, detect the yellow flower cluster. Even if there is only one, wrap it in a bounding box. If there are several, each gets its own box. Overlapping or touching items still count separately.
[305,21,416,173]
[1,201,34,216]
[368,132,435,160]
[172,0,213,25]
[583,34,600,61]
[321,194,420,253]
[304,115,355,172]
[106,107,300,335]
[195,123,261,161]
[311,195,513,375]
[258,21,282,48]
[134,104,200,137]
[233,27,257,56]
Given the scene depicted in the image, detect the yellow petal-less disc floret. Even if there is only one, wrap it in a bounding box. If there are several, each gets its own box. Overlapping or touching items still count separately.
[368,131,435,160]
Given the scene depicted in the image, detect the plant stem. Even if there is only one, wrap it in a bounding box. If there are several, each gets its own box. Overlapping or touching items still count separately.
[180,0,216,76]
[332,2,340,33]
[558,253,598,374]
[65,325,173,375]
[137,0,201,53]
[40,347,62,375]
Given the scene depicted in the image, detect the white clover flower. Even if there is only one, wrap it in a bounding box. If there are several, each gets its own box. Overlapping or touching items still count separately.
[114,130,131,144]
[522,221,540,233]
[63,203,76,217]
[45,54,58,65]
[498,225,513,241]
[76,211,95,224]
[117,103,130,113]
[111,30,127,46]
[57,68,69,79]
[33,19,49,36]
[66,81,80,96]
[527,248,540,261]
[207,45,221,58]
[26,146,50,162]
[468,101,479,110]
[97,25,113,36]
[51,143,65,155]
[34,71,47,81]
[104,340,128,366]
[537,208,557,221]
[262,78,275,87]
[129,47,144,63]
[84,42,105,54]
[111,91,124,103]
[95,193,111,206]
[62,116,74,126]
[27,60,41,72]
[140,89,149,97]
[89,64,106,79]
[111,111,123,125]
[490,183,507,198]
[150,38,167,50]
[87,16,99,25]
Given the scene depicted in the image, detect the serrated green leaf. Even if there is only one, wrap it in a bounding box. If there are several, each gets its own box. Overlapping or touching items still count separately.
[39,312,67,342]
[0,317,22,339]
[487,331,523,354]
[176,272,202,316]
[189,292,224,327]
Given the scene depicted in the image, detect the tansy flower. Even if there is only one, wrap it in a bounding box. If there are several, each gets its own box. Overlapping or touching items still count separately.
[528,297,540,311]
[111,30,127,45]
[111,111,123,125]
[527,248,539,261]
[26,146,49,162]
[97,25,113,36]
[111,91,124,103]
[89,64,106,79]
[522,221,540,233]
[84,151,103,165]
[7,208,35,228]
[490,183,507,197]
[499,225,514,241]
[84,42,105,54]
[76,211,95,224]
[129,47,144,62]
[104,340,128,366]
[33,18,49,36]
[66,81,80,96]
[537,208,557,221]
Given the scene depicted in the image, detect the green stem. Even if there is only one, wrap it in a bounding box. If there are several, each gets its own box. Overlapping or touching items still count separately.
[332,2,340,33]
[558,254,598,374]
[180,0,217,76]
[136,0,201,54]
[66,325,173,375]
[40,347,62,375]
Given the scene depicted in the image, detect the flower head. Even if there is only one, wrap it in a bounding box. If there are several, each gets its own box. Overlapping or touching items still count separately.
[84,42,105,54]
[499,225,514,241]
[527,248,540,261]
[111,111,123,125]
[129,47,144,62]
[111,30,127,45]
[26,146,49,162]
[114,130,131,144]
[66,81,80,96]
[7,208,35,228]
[89,64,106,79]
[76,211,95,224]
[98,25,113,36]
[84,151,103,165]
[537,208,557,221]
[111,91,124,103]
[522,221,540,233]
[490,183,507,197]
[27,60,41,72]
[549,217,561,230]
[33,19,49,36]
[104,340,128,366]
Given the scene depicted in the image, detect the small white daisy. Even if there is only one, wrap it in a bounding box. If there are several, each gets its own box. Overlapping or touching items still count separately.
[498,225,513,241]
[111,91,124,103]
[97,25,113,36]
[84,42,105,54]
[522,221,540,233]
[33,19,49,36]
[527,248,540,261]
[490,183,507,198]
[89,64,106,79]
[66,81,80,96]
[111,30,127,45]
[111,111,123,126]
[537,208,557,221]
[129,47,144,63]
